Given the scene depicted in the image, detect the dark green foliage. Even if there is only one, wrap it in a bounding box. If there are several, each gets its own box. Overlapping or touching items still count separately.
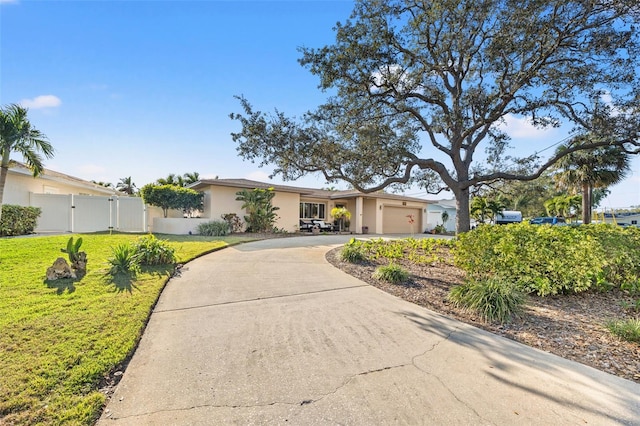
[606,319,640,343]
[197,220,230,237]
[61,236,83,263]
[373,263,409,284]
[132,235,176,265]
[107,244,139,275]
[454,223,640,296]
[221,213,244,233]
[231,1,640,233]
[235,188,279,233]
[60,236,87,272]
[0,205,41,236]
[108,235,176,274]
[448,277,525,323]
[140,184,203,218]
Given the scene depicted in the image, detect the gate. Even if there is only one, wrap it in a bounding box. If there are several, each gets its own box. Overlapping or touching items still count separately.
[29,193,146,233]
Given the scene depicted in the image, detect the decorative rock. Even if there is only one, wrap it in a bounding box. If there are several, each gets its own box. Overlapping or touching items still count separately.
[72,252,88,272]
[46,257,76,280]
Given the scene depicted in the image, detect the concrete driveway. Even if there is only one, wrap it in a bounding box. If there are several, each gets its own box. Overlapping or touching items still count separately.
[99,235,640,425]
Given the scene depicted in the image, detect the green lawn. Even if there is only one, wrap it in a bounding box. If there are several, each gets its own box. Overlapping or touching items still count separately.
[0,233,254,425]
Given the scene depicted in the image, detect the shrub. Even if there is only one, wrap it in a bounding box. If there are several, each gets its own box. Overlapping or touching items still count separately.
[0,205,41,236]
[373,263,409,284]
[60,236,88,271]
[132,235,176,265]
[606,319,640,343]
[340,238,366,263]
[221,213,243,233]
[107,244,139,275]
[140,184,204,218]
[197,220,230,237]
[454,223,609,296]
[448,277,525,323]
[235,188,279,233]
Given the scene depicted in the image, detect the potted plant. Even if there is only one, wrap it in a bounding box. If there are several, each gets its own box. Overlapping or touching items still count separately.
[330,207,352,232]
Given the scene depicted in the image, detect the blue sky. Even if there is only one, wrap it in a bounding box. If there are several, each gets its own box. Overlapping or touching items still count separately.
[2,0,639,209]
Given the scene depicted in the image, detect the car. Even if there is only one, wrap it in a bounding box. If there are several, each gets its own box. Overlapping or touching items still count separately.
[529,216,566,225]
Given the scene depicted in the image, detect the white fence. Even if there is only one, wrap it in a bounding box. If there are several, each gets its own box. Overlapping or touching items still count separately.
[29,193,146,233]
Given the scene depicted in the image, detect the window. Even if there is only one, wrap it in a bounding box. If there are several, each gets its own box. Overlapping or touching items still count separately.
[300,202,326,219]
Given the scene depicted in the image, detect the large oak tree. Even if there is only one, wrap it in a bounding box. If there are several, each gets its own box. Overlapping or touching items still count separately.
[231,0,640,233]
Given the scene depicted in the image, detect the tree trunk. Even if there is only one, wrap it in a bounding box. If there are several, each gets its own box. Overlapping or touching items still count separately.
[454,187,471,234]
[0,151,11,223]
[581,182,591,224]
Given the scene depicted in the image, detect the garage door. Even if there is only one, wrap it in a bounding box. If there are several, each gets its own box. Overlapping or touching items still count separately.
[383,207,422,234]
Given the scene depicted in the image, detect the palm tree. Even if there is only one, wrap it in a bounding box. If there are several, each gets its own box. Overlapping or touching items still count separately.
[470,196,507,224]
[553,136,631,224]
[116,176,137,195]
[0,104,54,221]
[544,194,581,218]
[183,172,200,185]
[157,173,185,187]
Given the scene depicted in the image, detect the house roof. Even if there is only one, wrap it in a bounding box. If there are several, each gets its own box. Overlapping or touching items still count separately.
[190,178,435,204]
[9,161,120,195]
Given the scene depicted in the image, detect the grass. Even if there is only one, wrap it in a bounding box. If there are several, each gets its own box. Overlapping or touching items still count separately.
[606,318,640,343]
[448,277,526,323]
[372,263,410,284]
[0,232,253,425]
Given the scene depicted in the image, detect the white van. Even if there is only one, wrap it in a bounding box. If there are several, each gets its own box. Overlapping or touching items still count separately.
[496,210,523,224]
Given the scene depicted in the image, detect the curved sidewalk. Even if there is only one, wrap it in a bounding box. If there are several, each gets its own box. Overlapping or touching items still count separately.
[99,235,640,425]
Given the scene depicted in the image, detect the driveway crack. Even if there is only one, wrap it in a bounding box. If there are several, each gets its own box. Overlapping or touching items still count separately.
[154,284,370,313]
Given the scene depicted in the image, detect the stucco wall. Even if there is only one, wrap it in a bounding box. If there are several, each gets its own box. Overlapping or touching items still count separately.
[204,186,301,233]
[426,205,457,232]
[152,218,212,235]
[273,191,300,232]
[362,198,377,233]
[3,172,114,206]
[208,186,248,228]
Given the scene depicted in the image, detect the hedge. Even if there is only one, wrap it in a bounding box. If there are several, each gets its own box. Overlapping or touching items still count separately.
[0,205,42,237]
[454,223,640,296]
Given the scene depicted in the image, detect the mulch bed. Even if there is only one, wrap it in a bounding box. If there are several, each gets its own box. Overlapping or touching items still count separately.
[326,247,640,384]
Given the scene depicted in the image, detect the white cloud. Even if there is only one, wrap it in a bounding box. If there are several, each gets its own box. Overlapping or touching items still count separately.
[20,95,62,109]
[498,114,556,139]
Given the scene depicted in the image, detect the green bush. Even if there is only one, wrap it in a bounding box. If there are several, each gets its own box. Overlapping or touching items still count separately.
[340,238,366,263]
[197,220,230,237]
[132,235,176,265]
[107,244,139,275]
[373,263,409,284]
[606,319,640,343]
[448,277,525,323]
[453,223,640,296]
[0,205,41,236]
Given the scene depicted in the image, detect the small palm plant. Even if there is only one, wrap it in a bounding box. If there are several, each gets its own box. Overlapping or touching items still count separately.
[108,244,139,275]
[61,236,87,272]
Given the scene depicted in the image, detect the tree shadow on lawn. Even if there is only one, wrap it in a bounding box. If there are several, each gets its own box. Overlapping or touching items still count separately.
[101,265,174,293]
[103,272,139,294]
